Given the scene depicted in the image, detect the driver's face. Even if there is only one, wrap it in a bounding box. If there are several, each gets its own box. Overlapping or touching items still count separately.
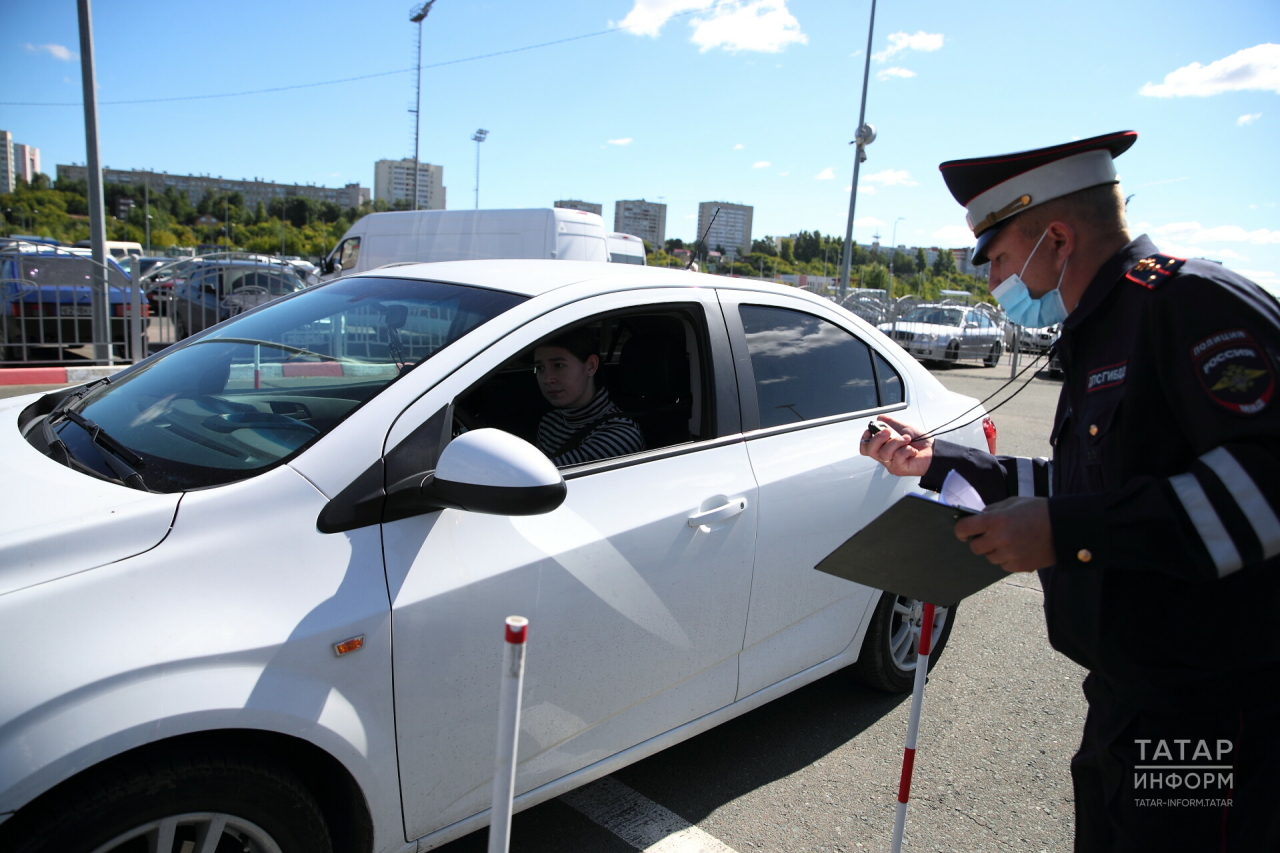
[534,346,598,409]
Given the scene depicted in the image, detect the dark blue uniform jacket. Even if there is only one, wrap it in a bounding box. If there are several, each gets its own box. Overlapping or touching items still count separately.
[923,235,1280,711]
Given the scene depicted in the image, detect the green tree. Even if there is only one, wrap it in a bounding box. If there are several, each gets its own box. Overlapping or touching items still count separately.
[932,247,957,276]
[779,237,795,264]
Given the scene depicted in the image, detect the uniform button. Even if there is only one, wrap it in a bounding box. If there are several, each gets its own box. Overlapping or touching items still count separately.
[1077,549,1093,563]
[1089,424,1099,436]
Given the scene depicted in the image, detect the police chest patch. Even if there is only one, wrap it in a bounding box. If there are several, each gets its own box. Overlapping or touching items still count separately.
[1191,329,1274,414]
[1086,361,1127,393]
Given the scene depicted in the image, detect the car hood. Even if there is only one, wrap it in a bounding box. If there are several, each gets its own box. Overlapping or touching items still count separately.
[0,394,181,597]
[876,322,958,335]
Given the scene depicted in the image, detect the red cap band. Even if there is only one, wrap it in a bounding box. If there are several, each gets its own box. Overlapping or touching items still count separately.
[505,616,528,644]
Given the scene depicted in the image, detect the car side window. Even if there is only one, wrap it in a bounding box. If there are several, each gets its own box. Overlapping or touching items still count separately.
[873,351,903,405]
[453,307,710,468]
[739,304,879,428]
[338,237,361,269]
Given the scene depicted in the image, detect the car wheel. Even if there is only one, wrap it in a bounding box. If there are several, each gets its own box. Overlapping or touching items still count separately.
[984,342,1001,368]
[3,752,333,853]
[852,592,957,693]
[945,341,960,365]
[174,313,189,341]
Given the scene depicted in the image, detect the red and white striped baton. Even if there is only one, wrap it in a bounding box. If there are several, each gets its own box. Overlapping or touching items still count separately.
[891,602,935,853]
[488,615,528,853]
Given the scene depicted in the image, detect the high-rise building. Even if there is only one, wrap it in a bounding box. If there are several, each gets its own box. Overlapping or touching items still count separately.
[614,199,666,248]
[554,199,602,216]
[696,202,753,257]
[0,131,15,194]
[374,159,446,210]
[55,165,370,209]
[13,144,40,184]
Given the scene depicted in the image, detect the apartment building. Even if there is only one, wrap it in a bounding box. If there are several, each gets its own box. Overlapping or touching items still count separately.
[374,159,446,210]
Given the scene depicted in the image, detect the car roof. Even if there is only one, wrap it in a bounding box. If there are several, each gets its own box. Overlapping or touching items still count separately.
[355,259,749,299]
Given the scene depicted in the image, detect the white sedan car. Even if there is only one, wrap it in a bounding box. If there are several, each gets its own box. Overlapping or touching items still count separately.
[0,261,989,853]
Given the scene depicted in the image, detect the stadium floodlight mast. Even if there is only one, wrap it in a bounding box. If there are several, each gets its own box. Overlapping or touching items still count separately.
[409,0,437,212]
[472,128,488,210]
[838,0,878,301]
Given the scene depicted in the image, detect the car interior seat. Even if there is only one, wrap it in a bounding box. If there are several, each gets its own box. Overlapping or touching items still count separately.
[609,317,693,450]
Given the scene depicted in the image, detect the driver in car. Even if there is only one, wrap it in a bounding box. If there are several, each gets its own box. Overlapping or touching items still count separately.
[533,328,644,466]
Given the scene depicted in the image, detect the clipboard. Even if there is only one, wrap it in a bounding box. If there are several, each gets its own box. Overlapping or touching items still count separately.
[814,493,1008,603]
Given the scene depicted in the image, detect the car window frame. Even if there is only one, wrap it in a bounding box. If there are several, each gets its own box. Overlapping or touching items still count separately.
[381,288,743,486]
[718,289,909,436]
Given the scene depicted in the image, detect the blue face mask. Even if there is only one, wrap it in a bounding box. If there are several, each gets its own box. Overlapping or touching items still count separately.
[991,229,1070,328]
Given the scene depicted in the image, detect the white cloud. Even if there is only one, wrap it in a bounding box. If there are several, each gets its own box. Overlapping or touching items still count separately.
[872,31,943,63]
[616,0,807,52]
[863,169,918,186]
[779,171,789,177]
[1137,220,1280,246]
[1140,43,1280,97]
[733,143,745,150]
[689,1,807,53]
[877,67,916,80]
[932,225,974,245]
[24,42,74,61]
[854,216,883,228]
[752,161,771,168]
[814,167,835,180]
[1238,112,1263,126]
[606,137,633,146]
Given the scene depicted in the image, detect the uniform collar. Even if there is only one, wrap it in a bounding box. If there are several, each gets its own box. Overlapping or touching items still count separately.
[1063,234,1160,331]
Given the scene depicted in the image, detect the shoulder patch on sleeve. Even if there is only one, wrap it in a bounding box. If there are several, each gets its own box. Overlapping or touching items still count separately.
[1191,329,1275,414]
[1126,253,1186,288]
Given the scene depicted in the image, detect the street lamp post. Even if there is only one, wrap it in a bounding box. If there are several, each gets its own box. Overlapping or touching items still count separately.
[472,128,488,210]
[838,0,878,301]
[409,1,437,213]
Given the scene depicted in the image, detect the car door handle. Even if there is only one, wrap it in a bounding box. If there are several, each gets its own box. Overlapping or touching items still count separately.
[688,499,748,528]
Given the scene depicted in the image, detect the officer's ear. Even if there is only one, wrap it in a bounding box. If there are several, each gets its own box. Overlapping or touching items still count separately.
[585,353,600,376]
[1044,220,1076,262]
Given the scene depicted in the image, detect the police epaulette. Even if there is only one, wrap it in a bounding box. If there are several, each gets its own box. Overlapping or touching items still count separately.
[1125,254,1185,289]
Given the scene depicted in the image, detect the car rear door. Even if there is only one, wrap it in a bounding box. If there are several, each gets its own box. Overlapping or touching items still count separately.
[719,289,923,698]
[383,287,758,841]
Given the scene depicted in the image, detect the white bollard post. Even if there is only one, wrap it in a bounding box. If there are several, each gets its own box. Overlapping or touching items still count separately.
[891,602,935,853]
[487,615,528,853]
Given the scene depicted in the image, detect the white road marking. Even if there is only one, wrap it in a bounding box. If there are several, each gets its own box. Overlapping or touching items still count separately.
[560,776,740,853]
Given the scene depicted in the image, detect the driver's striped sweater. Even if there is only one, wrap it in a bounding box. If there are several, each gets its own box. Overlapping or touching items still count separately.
[536,388,644,467]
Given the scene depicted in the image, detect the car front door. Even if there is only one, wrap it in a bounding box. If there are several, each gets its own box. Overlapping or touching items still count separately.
[383,287,758,841]
[719,290,922,698]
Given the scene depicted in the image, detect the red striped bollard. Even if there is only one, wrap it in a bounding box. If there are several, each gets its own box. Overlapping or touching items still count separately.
[891,601,935,853]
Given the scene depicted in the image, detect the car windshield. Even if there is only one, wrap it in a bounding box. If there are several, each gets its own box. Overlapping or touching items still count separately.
[38,276,526,492]
[901,307,964,326]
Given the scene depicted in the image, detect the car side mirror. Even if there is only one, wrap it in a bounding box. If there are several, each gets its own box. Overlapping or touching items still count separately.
[317,428,566,533]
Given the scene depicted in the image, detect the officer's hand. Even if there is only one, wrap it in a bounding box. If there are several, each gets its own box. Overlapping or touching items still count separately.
[954,496,1055,574]
[859,414,934,478]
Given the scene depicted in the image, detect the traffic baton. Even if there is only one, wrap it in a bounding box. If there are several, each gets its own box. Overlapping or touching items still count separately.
[890,602,935,853]
[487,615,528,853]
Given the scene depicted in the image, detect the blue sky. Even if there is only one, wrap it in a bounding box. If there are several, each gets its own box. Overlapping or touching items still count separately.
[2,0,1277,288]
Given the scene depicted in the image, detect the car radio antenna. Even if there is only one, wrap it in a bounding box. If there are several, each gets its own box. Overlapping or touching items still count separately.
[686,207,721,271]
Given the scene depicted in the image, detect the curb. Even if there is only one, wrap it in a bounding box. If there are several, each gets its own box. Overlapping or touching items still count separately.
[0,365,127,386]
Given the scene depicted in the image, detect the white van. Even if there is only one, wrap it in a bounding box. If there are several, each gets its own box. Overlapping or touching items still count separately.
[73,239,144,260]
[606,232,647,265]
[320,208,609,278]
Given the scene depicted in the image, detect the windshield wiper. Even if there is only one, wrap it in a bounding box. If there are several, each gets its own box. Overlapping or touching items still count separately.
[56,408,149,491]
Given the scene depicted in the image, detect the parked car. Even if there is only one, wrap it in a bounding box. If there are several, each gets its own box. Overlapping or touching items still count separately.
[877,303,1004,367]
[1016,323,1059,354]
[0,260,993,853]
[166,258,309,339]
[1,247,147,361]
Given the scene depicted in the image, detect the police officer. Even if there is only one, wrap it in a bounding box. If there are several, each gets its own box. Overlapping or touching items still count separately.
[861,131,1280,851]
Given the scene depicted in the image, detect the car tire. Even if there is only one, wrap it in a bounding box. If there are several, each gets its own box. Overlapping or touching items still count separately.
[984,342,1001,368]
[3,751,333,853]
[945,341,960,365]
[174,313,189,341]
[852,592,957,694]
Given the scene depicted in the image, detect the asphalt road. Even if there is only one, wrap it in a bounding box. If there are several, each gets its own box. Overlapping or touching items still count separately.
[2,353,1084,852]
